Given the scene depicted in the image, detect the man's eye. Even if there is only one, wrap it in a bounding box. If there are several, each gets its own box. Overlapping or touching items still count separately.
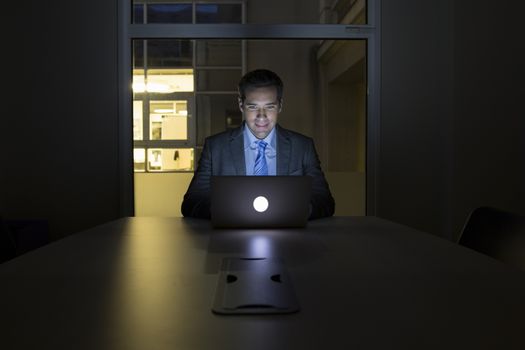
[246,105,258,111]
[265,105,276,110]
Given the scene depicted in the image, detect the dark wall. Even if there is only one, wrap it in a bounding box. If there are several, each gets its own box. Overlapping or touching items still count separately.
[2,1,523,242]
[379,0,525,240]
[379,0,455,238]
[450,1,525,239]
[2,1,120,240]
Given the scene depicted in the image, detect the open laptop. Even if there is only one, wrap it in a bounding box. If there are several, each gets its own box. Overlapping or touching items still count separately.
[211,176,312,228]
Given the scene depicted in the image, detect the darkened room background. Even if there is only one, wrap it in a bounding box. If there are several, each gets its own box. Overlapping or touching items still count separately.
[2,0,524,242]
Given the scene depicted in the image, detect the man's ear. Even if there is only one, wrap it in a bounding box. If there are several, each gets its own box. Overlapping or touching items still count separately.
[238,97,243,113]
[278,99,283,112]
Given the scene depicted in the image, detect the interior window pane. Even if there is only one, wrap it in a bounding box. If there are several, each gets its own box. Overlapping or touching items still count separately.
[131,0,367,25]
[141,69,194,93]
[332,0,367,24]
[133,100,143,140]
[133,4,144,24]
[133,40,144,69]
[196,40,242,67]
[149,100,189,141]
[196,4,242,23]
[147,148,194,171]
[148,39,192,68]
[134,148,146,172]
[196,69,241,91]
[147,4,192,23]
[237,38,367,215]
[196,94,240,146]
[247,0,366,24]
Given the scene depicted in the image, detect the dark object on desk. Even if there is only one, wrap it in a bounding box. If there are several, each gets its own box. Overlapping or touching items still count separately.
[212,257,299,314]
[0,217,49,263]
[0,217,17,263]
[211,176,312,228]
[458,206,525,271]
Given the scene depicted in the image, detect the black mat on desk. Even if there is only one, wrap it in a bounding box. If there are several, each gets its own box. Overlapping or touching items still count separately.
[212,257,300,315]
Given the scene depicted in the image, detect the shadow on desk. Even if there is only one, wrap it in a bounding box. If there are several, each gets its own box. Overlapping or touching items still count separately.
[204,225,329,274]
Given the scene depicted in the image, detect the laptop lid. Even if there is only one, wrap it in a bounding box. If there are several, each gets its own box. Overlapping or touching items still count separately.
[211,176,312,228]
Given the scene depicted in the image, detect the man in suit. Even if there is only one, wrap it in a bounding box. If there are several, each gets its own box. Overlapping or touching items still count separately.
[181,69,335,219]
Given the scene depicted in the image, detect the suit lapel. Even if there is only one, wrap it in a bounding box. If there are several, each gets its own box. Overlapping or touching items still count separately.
[276,125,291,175]
[229,126,246,175]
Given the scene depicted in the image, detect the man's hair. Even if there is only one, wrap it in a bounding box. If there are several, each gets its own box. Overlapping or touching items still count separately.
[238,69,283,103]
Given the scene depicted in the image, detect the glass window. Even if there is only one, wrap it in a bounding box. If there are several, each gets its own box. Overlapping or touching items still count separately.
[133,4,144,24]
[132,68,194,94]
[132,1,367,25]
[133,100,143,141]
[132,37,367,176]
[133,41,144,69]
[147,148,194,171]
[196,4,242,23]
[134,148,146,171]
[196,69,241,91]
[127,3,371,216]
[131,4,247,173]
[196,94,240,146]
[196,40,242,67]
[332,0,367,24]
[149,100,189,141]
[235,39,366,174]
[147,39,193,68]
[147,4,192,23]
[246,0,366,24]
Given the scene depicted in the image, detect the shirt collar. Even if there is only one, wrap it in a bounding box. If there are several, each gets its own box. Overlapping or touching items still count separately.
[243,123,277,156]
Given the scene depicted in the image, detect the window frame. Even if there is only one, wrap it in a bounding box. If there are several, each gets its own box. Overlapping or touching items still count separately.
[131,1,246,174]
[118,0,381,216]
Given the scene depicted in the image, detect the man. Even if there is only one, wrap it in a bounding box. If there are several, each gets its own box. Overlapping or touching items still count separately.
[181,69,335,219]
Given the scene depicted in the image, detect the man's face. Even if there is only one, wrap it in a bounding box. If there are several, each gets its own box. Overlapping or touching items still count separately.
[239,86,281,140]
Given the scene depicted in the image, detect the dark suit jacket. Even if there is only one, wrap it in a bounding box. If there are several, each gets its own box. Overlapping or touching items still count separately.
[181,124,335,219]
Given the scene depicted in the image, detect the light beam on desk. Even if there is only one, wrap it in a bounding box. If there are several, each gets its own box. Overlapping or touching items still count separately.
[249,235,272,258]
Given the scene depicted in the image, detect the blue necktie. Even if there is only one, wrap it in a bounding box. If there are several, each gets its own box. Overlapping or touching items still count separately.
[254,140,268,176]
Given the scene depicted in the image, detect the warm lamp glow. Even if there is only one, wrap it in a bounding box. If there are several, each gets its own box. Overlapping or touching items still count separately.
[133,69,194,93]
[153,109,175,114]
[132,81,146,93]
[133,148,146,162]
[146,82,172,93]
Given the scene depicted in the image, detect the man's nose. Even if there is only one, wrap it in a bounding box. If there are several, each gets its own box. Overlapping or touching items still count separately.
[256,110,267,118]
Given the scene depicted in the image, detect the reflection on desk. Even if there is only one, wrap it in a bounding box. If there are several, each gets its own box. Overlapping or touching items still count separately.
[1,217,525,350]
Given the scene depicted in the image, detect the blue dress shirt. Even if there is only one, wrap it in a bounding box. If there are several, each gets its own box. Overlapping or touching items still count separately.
[243,124,277,176]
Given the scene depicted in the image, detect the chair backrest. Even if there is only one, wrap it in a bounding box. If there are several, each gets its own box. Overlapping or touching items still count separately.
[458,206,525,271]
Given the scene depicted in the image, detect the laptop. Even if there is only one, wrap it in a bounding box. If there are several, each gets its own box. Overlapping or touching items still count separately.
[211,176,312,228]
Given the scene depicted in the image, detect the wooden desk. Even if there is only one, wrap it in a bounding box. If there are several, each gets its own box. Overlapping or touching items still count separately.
[1,217,525,349]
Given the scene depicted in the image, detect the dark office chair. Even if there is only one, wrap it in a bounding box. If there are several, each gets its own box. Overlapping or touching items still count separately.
[0,216,17,263]
[458,206,525,271]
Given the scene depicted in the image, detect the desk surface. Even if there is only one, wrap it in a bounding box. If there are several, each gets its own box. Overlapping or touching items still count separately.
[1,217,525,349]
